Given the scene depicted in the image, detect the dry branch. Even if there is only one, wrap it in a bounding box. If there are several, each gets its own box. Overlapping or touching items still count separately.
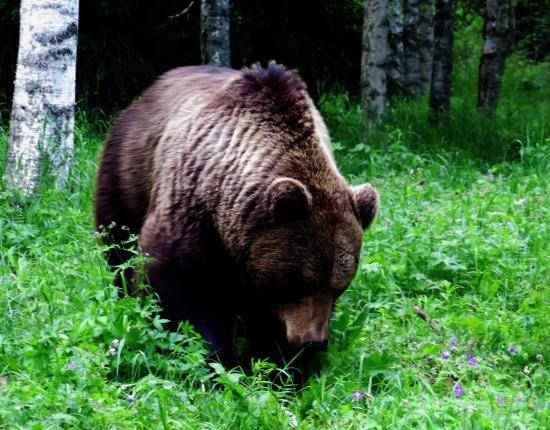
[413,304,444,335]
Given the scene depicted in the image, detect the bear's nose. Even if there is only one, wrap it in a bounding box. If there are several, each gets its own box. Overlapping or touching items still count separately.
[302,341,328,353]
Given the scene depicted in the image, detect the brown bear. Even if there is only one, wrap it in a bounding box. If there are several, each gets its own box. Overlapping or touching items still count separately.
[94,63,379,369]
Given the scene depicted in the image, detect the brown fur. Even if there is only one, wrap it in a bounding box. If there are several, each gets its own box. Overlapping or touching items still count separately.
[94,63,379,368]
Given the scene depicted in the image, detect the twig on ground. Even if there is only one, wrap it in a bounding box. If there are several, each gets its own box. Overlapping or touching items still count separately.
[413,304,444,335]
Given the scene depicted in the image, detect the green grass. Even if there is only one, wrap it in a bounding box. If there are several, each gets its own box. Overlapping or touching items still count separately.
[1,40,549,429]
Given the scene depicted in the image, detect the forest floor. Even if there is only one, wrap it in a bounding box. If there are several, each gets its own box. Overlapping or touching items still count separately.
[0,45,549,429]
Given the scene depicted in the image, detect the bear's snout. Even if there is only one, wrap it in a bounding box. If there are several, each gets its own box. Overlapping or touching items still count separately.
[287,325,329,349]
[277,294,332,350]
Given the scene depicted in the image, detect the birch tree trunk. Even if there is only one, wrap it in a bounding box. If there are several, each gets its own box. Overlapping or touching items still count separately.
[419,1,435,88]
[4,0,78,195]
[477,0,515,116]
[430,0,457,115]
[403,0,422,98]
[200,0,231,67]
[387,0,405,96]
[361,0,389,122]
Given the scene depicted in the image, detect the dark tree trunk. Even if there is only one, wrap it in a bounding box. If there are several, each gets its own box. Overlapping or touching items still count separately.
[477,0,515,116]
[403,0,422,98]
[200,0,231,67]
[429,0,457,116]
[419,1,435,88]
[361,0,389,122]
[387,0,405,96]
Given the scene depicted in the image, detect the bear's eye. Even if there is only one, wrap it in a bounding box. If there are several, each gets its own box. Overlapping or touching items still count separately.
[337,252,358,273]
[330,251,359,289]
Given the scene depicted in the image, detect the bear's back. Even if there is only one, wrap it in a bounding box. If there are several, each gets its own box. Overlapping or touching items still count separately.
[94,66,241,232]
[95,64,336,247]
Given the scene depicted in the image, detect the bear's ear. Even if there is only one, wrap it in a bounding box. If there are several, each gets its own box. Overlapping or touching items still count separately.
[267,178,312,223]
[351,183,379,229]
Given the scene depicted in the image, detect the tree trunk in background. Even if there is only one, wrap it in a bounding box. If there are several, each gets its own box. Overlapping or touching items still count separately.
[200,0,231,67]
[387,0,405,96]
[477,0,515,116]
[361,0,389,122]
[419,1,435,88]
[4,0,78,195]
[430,0,457,116]
[403,0,422,98]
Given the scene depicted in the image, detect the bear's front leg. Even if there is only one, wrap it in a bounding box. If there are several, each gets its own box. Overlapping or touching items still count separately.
[144,258,238,368]
[139,213,239,369]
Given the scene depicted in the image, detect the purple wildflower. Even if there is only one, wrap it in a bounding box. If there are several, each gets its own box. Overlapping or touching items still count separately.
[1,376,7,387]
[126,393,134,404]
[109,221,117,228]
[426,355,433,362]
[469,359,478,367]
[351,390,364,402]
[449,337,458,347]
[107,347,117,356]
[486,172,494,180]
[144,252,151,258]
[508,347,517,356]
[467,339,474,347]
[93,231,99,237]
[440,351,450,360]
[67,361,76,370]
[465,353,473,361]
[453,386,464,397]
[112,339,120,348]
[496,397,504,404]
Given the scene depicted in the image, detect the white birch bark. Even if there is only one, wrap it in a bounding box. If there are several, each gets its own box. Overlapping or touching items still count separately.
[387,0,405,96]
[200,0,231,67]
[477,0,516,116]
[430,0,457,115]
[361,0,389,122]
[404,0,422,98]
[4,0,78,195]
[419,0,435,88]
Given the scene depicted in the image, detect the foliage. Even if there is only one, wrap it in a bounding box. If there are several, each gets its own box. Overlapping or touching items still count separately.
[457,0,550,61]
[0,28,549,430]
[1,1,548,114]
[0,0,363,112]
[0,0,19,112]
[324,23,550,164]
[515,0,550,61]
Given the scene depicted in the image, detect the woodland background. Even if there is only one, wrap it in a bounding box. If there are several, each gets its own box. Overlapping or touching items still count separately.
[0,0,547,112]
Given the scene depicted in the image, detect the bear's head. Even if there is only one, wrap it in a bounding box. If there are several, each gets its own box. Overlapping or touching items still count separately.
[245,177,379,353]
